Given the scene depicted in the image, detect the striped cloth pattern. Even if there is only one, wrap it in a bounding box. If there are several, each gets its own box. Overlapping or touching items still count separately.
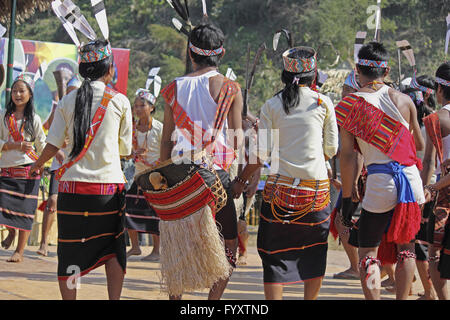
[56,181,126,281]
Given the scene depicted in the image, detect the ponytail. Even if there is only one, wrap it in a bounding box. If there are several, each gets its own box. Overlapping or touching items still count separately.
[280,70,315,115]
[70,78,93,158]
[69,39,113,159]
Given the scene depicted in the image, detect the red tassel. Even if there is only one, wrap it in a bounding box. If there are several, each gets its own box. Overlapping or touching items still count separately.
[377,233,397,266]
[38,200,48,212]
[387,202,421,244]
[330,207,339,240]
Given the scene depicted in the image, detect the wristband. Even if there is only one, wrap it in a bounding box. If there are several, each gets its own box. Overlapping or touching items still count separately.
[424,184,437,201]
[341,197,358,227]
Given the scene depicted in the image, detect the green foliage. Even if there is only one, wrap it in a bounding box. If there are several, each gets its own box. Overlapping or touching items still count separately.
[11,0,450,120]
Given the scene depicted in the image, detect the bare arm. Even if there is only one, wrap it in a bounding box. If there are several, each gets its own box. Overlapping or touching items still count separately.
[420,131,436,186]
[160,101,175,162]
[339,129,357,198]
[226,90,244,152]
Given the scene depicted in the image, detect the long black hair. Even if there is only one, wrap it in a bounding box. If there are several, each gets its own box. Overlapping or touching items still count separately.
[70,40,113,159]
[4,79,35,140]
[416,74,436,110]
[279,47,316,115]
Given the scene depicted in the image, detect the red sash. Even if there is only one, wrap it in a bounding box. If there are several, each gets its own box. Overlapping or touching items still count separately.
[6,114,39,161]
[55,87,117,180]
[161,78,240,170]
[335,93,422,169]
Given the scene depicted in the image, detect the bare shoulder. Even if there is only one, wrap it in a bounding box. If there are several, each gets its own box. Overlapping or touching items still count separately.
[387,87,413,120]
[438,107,450,136]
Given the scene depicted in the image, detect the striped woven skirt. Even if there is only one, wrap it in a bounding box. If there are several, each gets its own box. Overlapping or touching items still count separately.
[258,200,331,284]
[56,181,127,281]
[125,182,159,234]
[0,165,40,231]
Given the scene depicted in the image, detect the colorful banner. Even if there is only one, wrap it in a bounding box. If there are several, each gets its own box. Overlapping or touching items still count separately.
[0,38,130,121]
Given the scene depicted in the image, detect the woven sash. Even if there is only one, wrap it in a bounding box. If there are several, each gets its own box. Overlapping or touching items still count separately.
[55,87,116,180]
[423,113,450,233]
[336,93,422,169]
[6,114,39,161]
[262,174,330,223]
[161,78,240,170]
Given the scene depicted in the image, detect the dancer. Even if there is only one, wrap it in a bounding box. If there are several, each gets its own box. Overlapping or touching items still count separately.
[236,112,261,266]
[157,22,243,299]
[30,39,133,300]
[0,74,46,262]
[37,75,81,257]
[421,61,450,300]
[331,70,362,280]
[403,86,436,299]
[233,46,339,300]
[125,72,163,261]
[336,42,425,300]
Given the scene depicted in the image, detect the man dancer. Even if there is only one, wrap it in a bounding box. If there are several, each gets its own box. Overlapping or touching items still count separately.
[336,42,425,300]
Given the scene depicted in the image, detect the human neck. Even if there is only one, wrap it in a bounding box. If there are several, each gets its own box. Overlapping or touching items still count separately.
[192,63,218,74]
[138,115,152,127]
[360,77,384,88]
[14,106,25,116]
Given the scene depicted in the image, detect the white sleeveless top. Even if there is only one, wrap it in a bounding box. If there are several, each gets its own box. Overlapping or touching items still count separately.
[172,70,231,170]
[435,104,450,175]
[354,85,425,213]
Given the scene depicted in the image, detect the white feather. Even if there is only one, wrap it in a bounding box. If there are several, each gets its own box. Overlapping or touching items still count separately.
[154,75,162,98]
[51,1,81,47]
[145,67,161,90]
[273,32,281,51]
[226,68,237,81]
[91,0,109,40]
[202,0,207,16]
[59,0,97,40]
[172,18,183,31]
[33,61,48,82]
[0,23,6,38]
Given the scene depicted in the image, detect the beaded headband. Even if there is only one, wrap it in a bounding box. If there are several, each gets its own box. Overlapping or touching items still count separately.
[189,42,224,56]
[436,76,450,87]
[282,47,317,73]
[15,73,35,90]
[410,71,434,95]
[357,59,389,68]
[136,89,156,105]
[79,42,112,63]
[344,70,360,90]
[407,90,424,104]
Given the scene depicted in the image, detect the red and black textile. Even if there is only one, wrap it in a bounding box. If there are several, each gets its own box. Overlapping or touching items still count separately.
[56,181,126,281]
[125,182,159,235]
[439,222,450,279]
[257,200,331,284]
[0,165,40,231]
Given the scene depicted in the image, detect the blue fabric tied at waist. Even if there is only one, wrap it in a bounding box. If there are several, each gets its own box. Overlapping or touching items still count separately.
[366,161,416,204]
